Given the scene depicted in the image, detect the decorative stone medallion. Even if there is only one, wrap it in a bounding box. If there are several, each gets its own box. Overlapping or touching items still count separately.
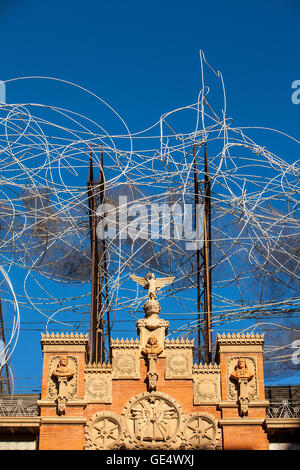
[182,412,221,449]
[85,412,121,450]
[121,392,184,449]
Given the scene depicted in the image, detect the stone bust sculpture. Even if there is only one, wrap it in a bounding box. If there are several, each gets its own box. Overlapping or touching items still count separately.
[142,337,163,356]
[230,358,253,382]
[52,355,75,379]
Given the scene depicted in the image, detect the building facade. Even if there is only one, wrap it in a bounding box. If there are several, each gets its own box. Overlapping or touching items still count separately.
[0,298,299,450]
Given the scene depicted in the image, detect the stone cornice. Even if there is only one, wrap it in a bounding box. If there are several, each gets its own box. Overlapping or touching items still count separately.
[41,332,89,345]
[37,400,87,407]
[265,418,300,429]
[219,418,265,426]
[218,400,269,409]
[41,417,86,424]
[0,417,41,428]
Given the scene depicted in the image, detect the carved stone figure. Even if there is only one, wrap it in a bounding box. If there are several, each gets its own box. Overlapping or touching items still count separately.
[130,272,175,301]
[230,357,255,416]
[50,355,76,415]
[142,336,163,356]
[121,392,183,449]
[52,355,75,379]
[141,337,163,391]
[230,358,254,381]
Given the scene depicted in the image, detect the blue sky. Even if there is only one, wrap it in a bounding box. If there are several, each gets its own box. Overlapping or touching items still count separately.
[0,0,299,391]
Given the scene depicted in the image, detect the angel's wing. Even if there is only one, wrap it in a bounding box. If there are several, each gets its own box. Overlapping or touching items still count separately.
[155,276,175,291]
[130,274,148,289]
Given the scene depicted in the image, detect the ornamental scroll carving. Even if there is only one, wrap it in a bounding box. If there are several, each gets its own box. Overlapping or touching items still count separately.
[227,356,258,416]
[48,355,77,415]
[165,351,192,379]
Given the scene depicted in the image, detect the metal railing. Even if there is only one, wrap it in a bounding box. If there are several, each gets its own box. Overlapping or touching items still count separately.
[0,397,39,417]
[267,400,300,419]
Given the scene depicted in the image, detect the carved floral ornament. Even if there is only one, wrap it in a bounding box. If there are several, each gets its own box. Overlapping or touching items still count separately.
[84,392,221,450]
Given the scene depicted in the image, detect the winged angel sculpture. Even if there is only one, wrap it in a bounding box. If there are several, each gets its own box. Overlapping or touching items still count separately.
[130,272,175,300]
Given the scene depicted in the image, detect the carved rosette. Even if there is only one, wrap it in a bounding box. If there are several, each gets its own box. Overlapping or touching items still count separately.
[182,412,221,450]
[85,412,122,450]
[120,392,184,450]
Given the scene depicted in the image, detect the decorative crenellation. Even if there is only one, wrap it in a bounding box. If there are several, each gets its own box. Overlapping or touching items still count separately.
[216,332,264,345]
[84,362,112,373]
[41,332,89,345]
[193,363,221,373]
[165,338,194,348]
[110,338,139,349]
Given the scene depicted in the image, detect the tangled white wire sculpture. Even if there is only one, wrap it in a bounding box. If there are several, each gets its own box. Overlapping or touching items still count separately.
[0,52,299,389]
